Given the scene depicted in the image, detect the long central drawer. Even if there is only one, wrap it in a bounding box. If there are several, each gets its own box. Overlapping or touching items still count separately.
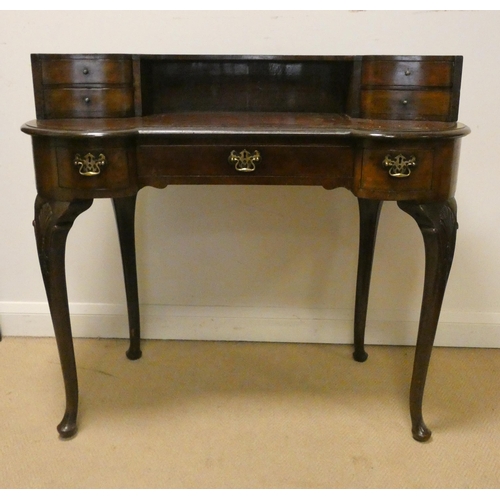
[137,144,354,184]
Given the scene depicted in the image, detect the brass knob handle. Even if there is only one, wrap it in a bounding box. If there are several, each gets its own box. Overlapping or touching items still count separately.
[382,153,416,178]
[404,69,411,76]
[401,99,409,105]
[74,152,106,176]
[83,96,91,104]
[228,149,261,172]
[82,67,89,75]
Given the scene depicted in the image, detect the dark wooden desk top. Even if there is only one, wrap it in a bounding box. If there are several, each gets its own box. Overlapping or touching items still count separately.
[22,113,470,139]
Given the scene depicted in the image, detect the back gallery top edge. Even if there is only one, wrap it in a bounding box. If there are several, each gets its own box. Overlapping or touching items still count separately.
[30,54,461,61]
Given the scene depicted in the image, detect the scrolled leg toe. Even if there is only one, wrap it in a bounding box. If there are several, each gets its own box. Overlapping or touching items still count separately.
[57,412,78,439]
[412,421,432,442]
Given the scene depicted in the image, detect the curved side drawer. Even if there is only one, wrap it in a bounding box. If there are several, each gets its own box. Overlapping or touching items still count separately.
[360,147,434,194]
[56,143,131,191]
[353,138,461,201]
[29,136,137,200]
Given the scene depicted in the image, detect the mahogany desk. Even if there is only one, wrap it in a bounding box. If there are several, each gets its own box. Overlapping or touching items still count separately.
[22,54,470,441]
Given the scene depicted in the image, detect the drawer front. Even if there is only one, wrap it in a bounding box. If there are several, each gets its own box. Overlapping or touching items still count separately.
[362,60,453,87]
[43,88,134,118]
[360,89,452,120]
[56,145,130,191]
[137,145,354,182]
[359,147,434,196]
[41,58,133,85]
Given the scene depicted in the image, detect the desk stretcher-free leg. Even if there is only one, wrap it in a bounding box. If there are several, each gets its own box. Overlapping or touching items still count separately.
[353,198,383,362]
[112,195,142,361]
[33,196,93,439]
[398,198,458,442]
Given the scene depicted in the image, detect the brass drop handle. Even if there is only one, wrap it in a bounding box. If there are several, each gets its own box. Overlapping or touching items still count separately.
[74,152,106,176]
[228,149,261,172]
[382,153,416,178]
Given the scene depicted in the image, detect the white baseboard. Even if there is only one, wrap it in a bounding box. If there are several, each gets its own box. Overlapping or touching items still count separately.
[1,302,499,348]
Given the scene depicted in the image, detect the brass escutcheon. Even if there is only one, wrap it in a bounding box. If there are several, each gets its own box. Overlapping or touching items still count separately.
[228,149,261,172]
[74,152,106,176]
[382,153,416,178]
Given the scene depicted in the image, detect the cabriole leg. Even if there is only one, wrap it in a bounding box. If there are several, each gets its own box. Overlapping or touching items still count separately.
[397,198,458,442]
[34,195,93,438]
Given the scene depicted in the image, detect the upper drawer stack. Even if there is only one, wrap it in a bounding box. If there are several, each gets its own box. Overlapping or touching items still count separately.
[33,55,135,119]
[358,57,461,121]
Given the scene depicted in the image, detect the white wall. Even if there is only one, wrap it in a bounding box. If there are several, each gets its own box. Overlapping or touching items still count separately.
[0,10,499,347]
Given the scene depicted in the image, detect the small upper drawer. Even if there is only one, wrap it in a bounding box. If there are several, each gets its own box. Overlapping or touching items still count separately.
[362,60,453,87]
[41,57,133,85]
[360,89,452,120]
[43,87,134,119]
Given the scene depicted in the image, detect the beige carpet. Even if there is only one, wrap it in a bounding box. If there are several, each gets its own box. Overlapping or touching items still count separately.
[1,336,499,489]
